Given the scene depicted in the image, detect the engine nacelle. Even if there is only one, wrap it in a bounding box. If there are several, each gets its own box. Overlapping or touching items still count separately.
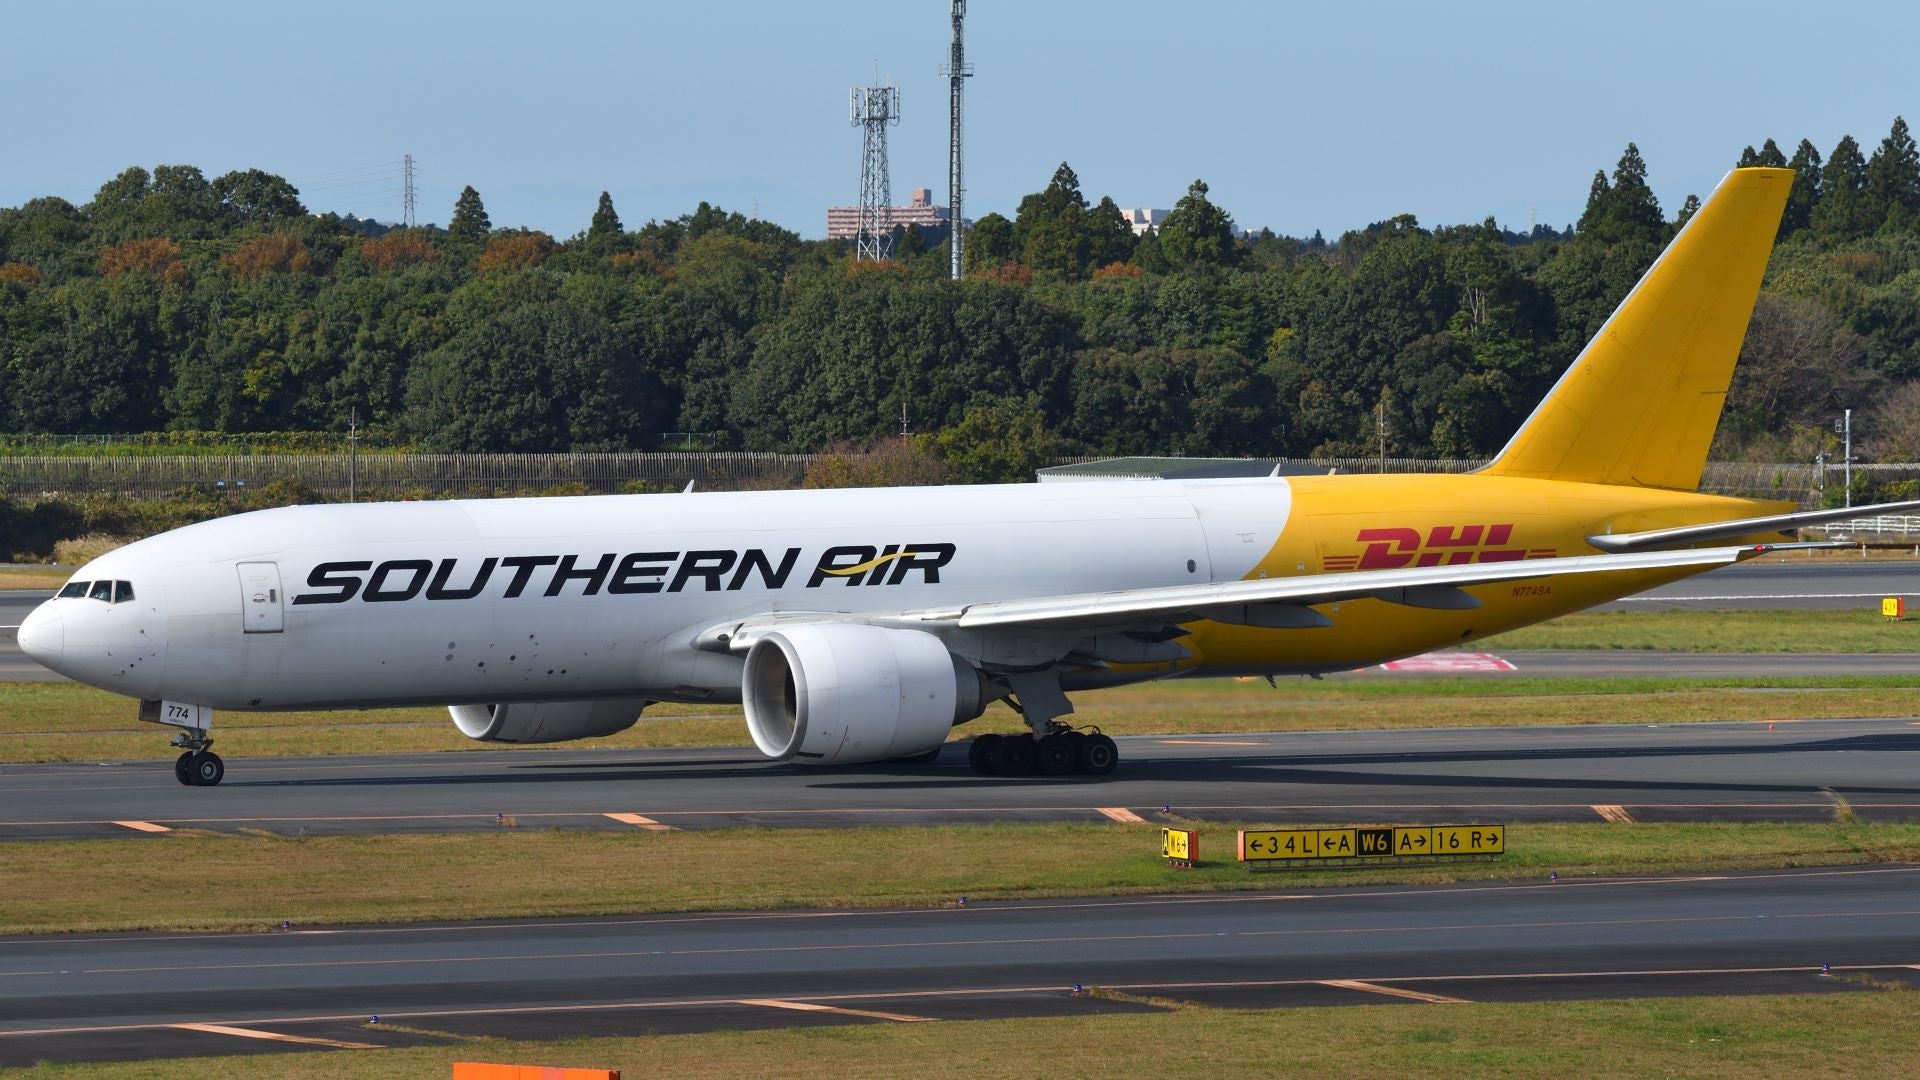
[449,698,649,744]
[742,623,983,765]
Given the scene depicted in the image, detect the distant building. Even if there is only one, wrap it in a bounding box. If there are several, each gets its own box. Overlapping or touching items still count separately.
[1119,208,1169,235]
[826,187,962,239]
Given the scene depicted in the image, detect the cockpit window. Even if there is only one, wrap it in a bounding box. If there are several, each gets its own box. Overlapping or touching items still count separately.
[114,581,135,603]
[88,580,114,602]
[58,581,88,599]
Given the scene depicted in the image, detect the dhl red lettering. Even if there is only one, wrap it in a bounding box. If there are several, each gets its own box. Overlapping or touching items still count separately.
[1486,524,1514,545]
[1446,551,1475,565]
[1414,552,1444,567]
[1355,527,1422,570]
[1426,525,1484,548]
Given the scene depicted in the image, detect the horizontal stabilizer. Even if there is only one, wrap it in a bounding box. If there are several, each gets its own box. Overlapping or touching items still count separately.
[1586,499,1920,553]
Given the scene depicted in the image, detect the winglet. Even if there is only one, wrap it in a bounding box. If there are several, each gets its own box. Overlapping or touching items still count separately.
[1482,167,1793,491]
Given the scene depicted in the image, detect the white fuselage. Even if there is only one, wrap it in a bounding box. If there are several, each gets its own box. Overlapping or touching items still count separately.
[23,479,1291,710]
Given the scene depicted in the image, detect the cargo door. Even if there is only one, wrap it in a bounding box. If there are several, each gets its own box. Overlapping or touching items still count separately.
[238,561,285,634]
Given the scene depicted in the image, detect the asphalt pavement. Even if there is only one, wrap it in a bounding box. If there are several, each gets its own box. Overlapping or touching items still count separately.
[6,717,1918,839]
[2,864,1913,1066]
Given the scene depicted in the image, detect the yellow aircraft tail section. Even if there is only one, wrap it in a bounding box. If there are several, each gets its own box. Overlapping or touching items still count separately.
[1482,167,1792,491]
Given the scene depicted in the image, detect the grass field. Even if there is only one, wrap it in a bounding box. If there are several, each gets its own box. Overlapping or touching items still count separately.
[9,991,1920,1079]
[3,673,1919,763]
[0,566,70,590]
[1479,608,1920,651]
[6,821,1916,935]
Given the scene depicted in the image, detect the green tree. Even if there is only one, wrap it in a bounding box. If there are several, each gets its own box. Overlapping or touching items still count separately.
[930,399,1059,483]
[449,186,492,241]
[1783,139,1823,237]
[1158,179,1239,269]
[213,169,306,224]
[1016,162,1092,278]
[588,191,622,247]
[1086,196,1136,269]
[1864,116,1920,231]
[1578,144,1663,245]
[964,211,1015,270]
[1812,135,1872,239]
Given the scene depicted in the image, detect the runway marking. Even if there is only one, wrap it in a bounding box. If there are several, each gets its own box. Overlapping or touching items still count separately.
[111,820,171,833]
[604,812,674,832]
[1321,979,1467,1004]
[11,962,1918,1041]
[169,1022,379,1049]
[1591,804,1635,824]
[738,998,934,1023]
[1097,807,1147,823]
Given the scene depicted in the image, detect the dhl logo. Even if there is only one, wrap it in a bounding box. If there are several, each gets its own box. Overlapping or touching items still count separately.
[1322,524,1558,572]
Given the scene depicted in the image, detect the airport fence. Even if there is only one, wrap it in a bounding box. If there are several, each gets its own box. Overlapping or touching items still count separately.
[0,452,820,499]
[2,452,1917,507]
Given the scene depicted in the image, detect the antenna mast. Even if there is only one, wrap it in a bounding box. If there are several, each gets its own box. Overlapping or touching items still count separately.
[850,83,901,262]
[943,1,972,279]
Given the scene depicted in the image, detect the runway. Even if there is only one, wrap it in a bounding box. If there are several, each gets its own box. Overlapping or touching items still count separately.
[2,864,1914,1066]
[6,717,1919,839]
[1595,557,1920,610]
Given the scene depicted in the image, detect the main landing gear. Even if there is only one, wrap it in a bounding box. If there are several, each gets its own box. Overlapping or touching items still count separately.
[967,727,1118,778]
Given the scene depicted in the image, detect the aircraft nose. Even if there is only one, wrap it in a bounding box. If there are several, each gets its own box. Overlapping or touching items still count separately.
[17,603,64,668]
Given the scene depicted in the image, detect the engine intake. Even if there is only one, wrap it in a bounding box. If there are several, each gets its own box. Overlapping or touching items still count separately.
[449,698,649,743]
[742,623,983,765]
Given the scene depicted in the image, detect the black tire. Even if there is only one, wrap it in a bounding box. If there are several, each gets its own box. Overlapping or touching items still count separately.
[188,751,225,787]
[174,752,194,786]
[1077,733,1118,776]
[968,734,1001,775]
[1035,734,1077,775]
[990,735,1036,777]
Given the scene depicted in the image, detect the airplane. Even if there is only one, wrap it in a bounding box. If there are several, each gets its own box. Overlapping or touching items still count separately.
[13,166,1917,787]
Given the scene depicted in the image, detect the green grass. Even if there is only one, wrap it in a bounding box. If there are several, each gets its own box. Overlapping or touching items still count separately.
[5,821,1917,935]
[8,992,1920,1079]
[4,674,1919,763]
[1481,608,1920,651]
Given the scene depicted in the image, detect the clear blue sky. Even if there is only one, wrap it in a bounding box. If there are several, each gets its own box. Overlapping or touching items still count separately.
[3,0,1915,240]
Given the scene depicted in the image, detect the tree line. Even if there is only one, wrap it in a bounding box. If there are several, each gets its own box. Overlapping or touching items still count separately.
[3,118,1920,481]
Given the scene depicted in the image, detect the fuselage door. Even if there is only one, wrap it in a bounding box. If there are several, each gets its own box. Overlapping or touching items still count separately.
[238,561,285,634]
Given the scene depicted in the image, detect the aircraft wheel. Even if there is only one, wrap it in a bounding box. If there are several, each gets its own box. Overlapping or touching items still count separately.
[187,751,225,787]
[174,752,195,786]
[1035,734,1077,776]
[968,735,1001,775]
[990,735,1036,777]
[1077,733,1118,776]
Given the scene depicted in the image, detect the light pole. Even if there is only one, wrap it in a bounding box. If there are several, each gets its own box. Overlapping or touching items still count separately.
[1835,409,1852,508]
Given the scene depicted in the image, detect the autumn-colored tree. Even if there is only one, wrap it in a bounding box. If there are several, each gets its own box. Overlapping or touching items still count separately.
[0,262,39,285]
[98,237,185,284]
[358,231,439,272]
[1091,261,1143,280]
[477,230,556,271]
[221,234,313,279]
[976,261,1033,285]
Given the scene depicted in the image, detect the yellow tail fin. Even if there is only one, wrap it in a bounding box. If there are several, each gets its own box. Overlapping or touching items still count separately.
[1482,167,1792,490]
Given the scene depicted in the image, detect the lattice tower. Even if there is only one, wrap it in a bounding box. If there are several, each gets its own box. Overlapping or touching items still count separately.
[851,85,900,261]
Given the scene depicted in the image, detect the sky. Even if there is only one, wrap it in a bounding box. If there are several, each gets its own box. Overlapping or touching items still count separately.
[3,0,1917,241]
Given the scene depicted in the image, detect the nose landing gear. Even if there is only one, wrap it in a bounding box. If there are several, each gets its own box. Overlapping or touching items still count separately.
[174,746,225,786]
[143,700,225,786]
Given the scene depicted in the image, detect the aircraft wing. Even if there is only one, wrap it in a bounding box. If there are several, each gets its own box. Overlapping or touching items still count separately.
[699,544,1767,651]
[1586,499,1920,553]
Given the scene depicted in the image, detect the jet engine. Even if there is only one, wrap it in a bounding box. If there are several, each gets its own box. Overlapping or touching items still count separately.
[742,623,984,765]
[449,697,650,743]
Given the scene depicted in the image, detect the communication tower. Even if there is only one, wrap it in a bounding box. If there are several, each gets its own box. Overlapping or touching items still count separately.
[851,83,901,261]
[402,154,417,228]
[942,1,972,279]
